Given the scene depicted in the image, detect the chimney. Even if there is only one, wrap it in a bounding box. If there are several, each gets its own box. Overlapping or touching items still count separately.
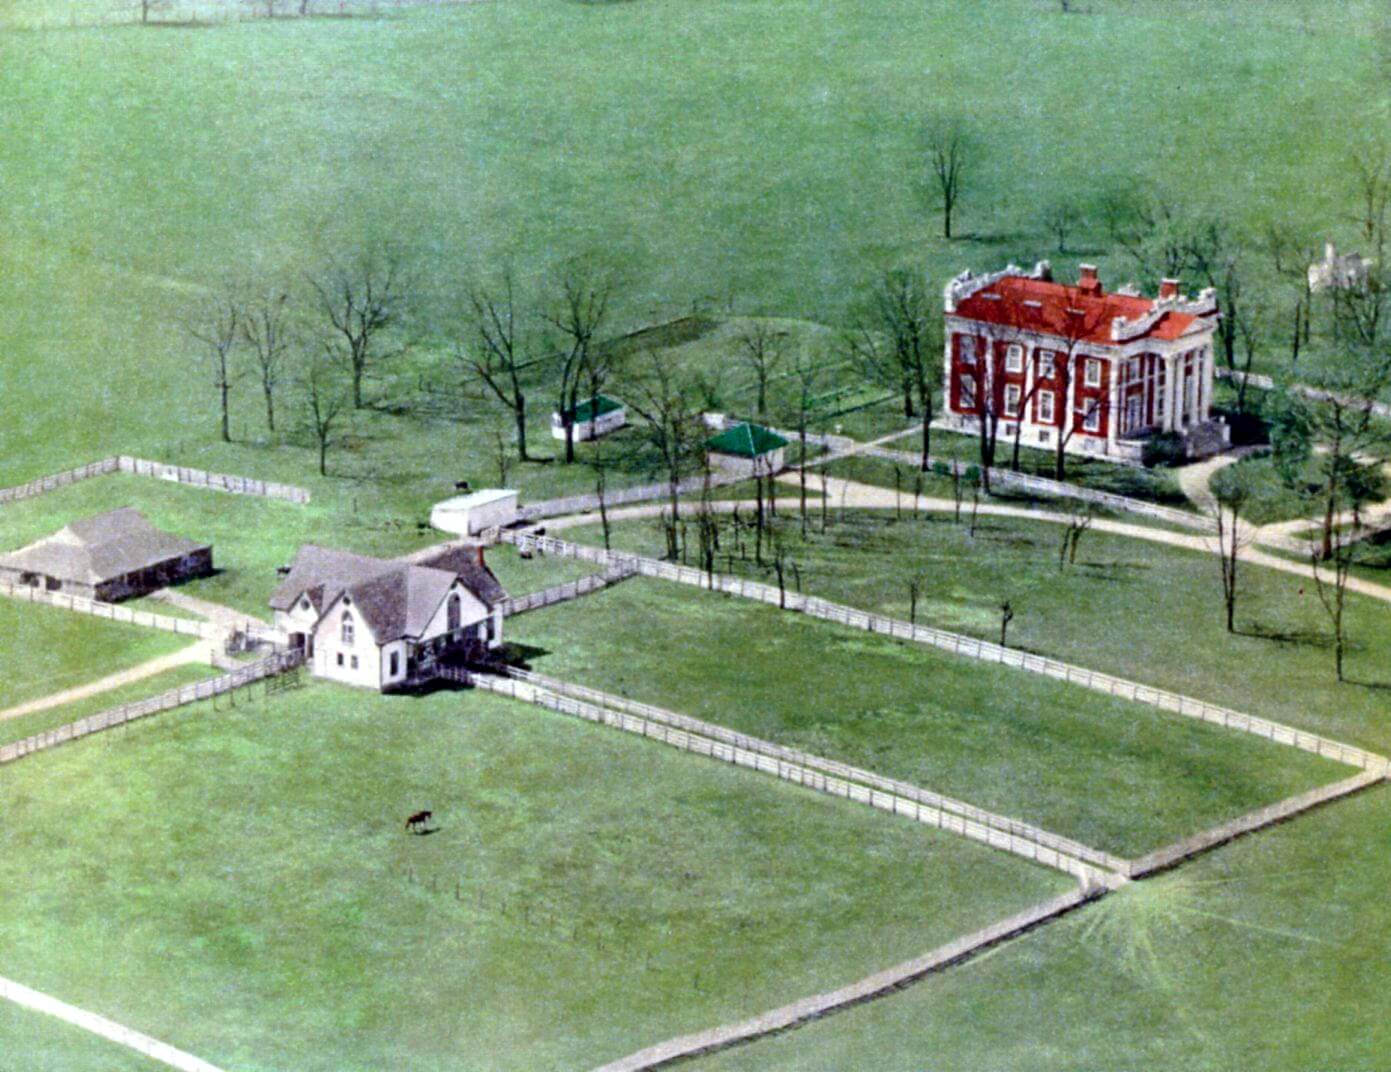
[1159,278,1180,301]
[476,545,486,568]
[1077,264,1101,296]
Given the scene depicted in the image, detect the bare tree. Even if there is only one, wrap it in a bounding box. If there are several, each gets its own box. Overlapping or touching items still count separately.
[737,321,787,420]
[309,245,413,410]
[846,268,938,468]
[298,346,351,476]
[1350,142,1391,249]
[241,290,292,434]
[460,271,535,462]
[593,430,612,551]
[1041,198,1080,254]
[1266,222,1318,364]
[544,259,613,464]
[627,349,704,559]
[1184,220,1248,394]
[783,345,823,538]
[185,292,242,444]
[924,118,971,240]
[1058,503,1094,569]
[1101,181,1189,280]
[999,599,1014,646]
[1209,465,1258,633]
[1043,289,1110,481]
[1309,518,1364,683]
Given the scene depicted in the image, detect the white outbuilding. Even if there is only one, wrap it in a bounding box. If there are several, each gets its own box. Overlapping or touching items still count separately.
[430,489,519,536]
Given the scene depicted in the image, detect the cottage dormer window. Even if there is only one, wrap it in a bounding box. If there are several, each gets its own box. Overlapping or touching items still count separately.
[341,611,355,645]
[447,593,462,633]
[300,598,310,612]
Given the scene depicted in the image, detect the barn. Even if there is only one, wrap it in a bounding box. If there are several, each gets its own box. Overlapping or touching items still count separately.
[0,507,213,602]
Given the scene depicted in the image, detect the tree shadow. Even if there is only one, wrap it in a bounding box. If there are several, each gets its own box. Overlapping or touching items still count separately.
[1234,623,1331,648]
[1342,678,1391,692]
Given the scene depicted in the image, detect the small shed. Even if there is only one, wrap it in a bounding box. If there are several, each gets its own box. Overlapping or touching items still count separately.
[552,394,627,442]
[430,489,519,536]
[706,422,789,477]
[0,507,213,602]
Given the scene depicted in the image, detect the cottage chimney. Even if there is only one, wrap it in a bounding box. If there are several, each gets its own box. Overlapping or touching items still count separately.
[1077,264,1102,296]
[1159,278,1180,301]
[476,545,486,568]
[1325,241,1336,262]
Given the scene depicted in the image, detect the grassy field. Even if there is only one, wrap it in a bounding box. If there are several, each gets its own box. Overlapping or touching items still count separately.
[0,680,1068,1072]
[0,662,215,748]
[505,577,1343,857]
[0,0,1384,512]
[0,1002,153,1072]
[694,780,1391,1072]
[0,598,192,711]
[572,510,1391,752]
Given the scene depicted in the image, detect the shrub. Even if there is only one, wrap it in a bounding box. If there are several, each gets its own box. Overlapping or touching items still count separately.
[1141,432,1187,468]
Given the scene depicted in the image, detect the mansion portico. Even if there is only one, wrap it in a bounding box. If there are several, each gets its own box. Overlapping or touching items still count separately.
[941,261,1227,464]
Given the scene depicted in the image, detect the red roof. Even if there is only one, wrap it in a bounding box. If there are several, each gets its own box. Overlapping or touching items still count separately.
[953,276,1204,347]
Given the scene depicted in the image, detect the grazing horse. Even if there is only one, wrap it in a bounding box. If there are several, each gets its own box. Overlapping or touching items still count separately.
[405,809,433,833]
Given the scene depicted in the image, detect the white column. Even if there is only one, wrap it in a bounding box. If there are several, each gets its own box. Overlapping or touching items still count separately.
[1201,344,1215,423]
[1164,354,1179,432]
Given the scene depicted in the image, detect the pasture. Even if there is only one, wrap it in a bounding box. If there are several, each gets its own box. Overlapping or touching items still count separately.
[693,780,1391,1072]
[0,680,1068,1072]
[504,576,1345,857]
[0,0,1383,503]
[0,599,191,711]
[568,508,1391,750]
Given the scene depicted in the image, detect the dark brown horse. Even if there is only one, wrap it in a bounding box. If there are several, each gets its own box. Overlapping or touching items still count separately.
[405,809,433,833]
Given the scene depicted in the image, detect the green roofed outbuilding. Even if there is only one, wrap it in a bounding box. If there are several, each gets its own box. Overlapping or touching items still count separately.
[552,393,627,442]
[706,421,789,476]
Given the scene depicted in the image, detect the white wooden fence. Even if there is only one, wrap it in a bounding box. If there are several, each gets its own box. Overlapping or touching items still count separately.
[0,975,227,1072]
[500,531,1391,774]
[471,672,1114,885]
[499,564,638,617]
[1126,768,1386,879]
[0,455,310,508]
[0,652,303,767]
[501,666,1126,875]
[0,578,222,640]
[591,885,1099,1072]
[518,471,742,522]
[856,444,1211,531]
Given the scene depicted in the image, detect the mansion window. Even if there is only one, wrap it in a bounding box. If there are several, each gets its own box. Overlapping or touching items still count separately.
[1037,352,1055,378]
[959,336,977,365]
[1005,344,1024,373]
[1083,405,1102,433]
[959,375,976,409]
[341,612,354,645]
[1084,358,1103,388]
[1004,384,1021,417]
[1037,390,1055,423]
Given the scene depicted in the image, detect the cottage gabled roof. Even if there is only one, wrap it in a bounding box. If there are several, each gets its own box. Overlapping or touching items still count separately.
[0,507,209,585]
[270,544,506,644]
[411,545,509,607]
[706,422,789,458]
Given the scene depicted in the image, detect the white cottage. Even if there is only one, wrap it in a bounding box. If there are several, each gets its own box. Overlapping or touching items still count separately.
[269,545,507,691]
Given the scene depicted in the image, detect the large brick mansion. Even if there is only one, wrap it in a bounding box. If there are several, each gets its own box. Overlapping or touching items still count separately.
[941,261,1226,463]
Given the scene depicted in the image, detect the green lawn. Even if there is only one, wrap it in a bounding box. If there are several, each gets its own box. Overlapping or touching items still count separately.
[575,510,1391,753]
[693,781,1391,1072]
[0,0,1381,519]
[0,1002,154,1072]
[505,577,1343,858]
[0,662,215,748]
[0,599,192,712]
[0,681,1067,1072]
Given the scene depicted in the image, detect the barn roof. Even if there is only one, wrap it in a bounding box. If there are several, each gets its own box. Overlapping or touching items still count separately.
[269,544,506,643]
[706,422,789,458]
[560,394,625,423]
[0,508,209,585]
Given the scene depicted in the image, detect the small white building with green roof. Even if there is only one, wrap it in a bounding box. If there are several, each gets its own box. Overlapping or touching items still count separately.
[552,393,627,441]
[706,421,789,477]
